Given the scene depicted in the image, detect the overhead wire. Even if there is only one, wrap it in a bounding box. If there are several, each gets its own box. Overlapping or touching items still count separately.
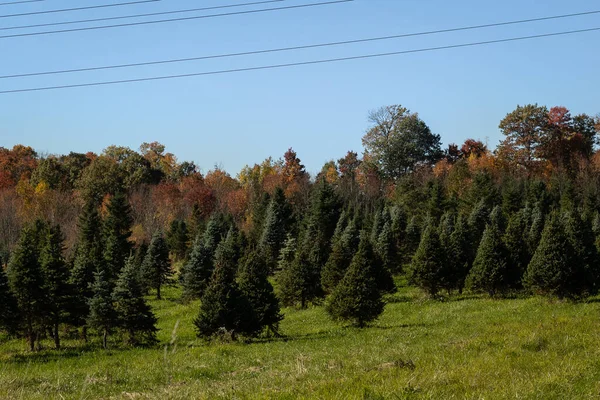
[1,9,598,80]
[0,0,354,39]
[1,26,599,94]
[0,0,159,18]
[0,0,43,6]
[0,0,284,30]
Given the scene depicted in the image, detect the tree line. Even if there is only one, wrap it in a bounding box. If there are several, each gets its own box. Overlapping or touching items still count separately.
[1,103,600,350]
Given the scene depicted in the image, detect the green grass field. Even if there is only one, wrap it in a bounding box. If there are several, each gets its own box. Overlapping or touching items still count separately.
[1,282,600,399]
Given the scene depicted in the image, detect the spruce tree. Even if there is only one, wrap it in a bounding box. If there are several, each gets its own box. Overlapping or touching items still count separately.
[410,223,445,296]
[237,250,283,335]
[167,219,189,262]
[259,187,292,271]
[0,256,20,336]
[563,211,599,295]
[40,225,72,349]
[202,213,228,254]
[70,200,104,332]
[7,227,48,351]
[141,231,172,299]
[527,206,544,255]
[465,220,510,296]
[448,214,471,292]
[326,234,384,327]
[376,220,400,273]
[468,199,489,249]
[404,215,422,260]
[503,209,531,288]
[524,212,579,298]
[181,232,214,301]
[194,235,258,340]
[438,211,456,292]
[113,256,157,345]
[321,218,359,293]
[87,270,117,349]
[102,192,133,282]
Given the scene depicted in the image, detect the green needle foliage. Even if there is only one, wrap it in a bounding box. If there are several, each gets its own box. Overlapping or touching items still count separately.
[410,223,445,297]
[194,235,258,340]
[321,218,359,294]
[87,270,117,349]
[40,224,72,349]
[237,250,283,336]
[259,187,292,271]
[141,231,172,300]
[326,233,385,327]
[0,255,19,336]
[102,192,133,283]
[113,256,157,345]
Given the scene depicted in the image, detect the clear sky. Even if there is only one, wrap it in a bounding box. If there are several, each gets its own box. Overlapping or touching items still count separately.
[0,0,599,175]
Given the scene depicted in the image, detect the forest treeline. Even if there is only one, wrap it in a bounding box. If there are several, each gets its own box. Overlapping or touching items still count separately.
[0,103,599,350]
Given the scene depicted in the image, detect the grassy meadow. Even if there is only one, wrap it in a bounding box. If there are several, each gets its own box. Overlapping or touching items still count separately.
[1,281,600,399]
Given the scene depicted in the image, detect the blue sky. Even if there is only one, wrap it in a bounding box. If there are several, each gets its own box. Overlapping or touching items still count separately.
[1,0,599,175]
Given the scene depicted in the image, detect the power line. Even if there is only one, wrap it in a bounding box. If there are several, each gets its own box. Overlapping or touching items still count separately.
[0,0,43,6]
[2,27,598,95]
[0,0,158,18]
[0,0,354,39]
[1,0,284,31]
[1,9,598,80]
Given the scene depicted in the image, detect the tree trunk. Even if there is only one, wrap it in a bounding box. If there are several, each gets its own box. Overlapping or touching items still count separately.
[82,325,88,343]
[28,333,35,352]
[103,328,108,349]
[54,323,60,350]
[157,284,161,300]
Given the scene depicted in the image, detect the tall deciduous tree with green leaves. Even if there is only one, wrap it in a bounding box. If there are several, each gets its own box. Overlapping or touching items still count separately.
[113,256,157,345]
[7,227,48,351]
[141,231,172,300]
[362,105,443,179]
[326,233,385,327]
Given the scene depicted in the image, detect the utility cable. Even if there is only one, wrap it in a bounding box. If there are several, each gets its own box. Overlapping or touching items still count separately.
[0,0,158,18]
[0,9,598,80]
[1,26,598,94]
[0,0,43,6]
[0,0,353,39]
[0,0,283,31]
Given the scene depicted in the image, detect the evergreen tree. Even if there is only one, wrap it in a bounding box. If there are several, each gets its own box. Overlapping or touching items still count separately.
[87,270,117,349]
[7,227,48,351]
[326,235,384,327]
[259,187,292,271]
[167,219,189,261]
[202,213,228,253]
[194,236,258,339]
[40,225,72,349]
[503,209,531,288]
[321,218,359,293]
[0,256,20,336]
[70,200,104,331]
[410,223,445,296]
[527,206,544,254]
[563,211,599,295]
[524,212,580,298]
[237,250,283,335]
[330,209,349,247]
[376,220,400,273]
[141,231,172,299]
[404,215,422,260]
[133,241,149,287]
[113,256,157,345]
[102,192,133,282]
[438,211,456,292]
[181,232,214,301]
[427,180,446,222]
[448,214,471,292]
[468,199,489,249]
[465,220,510,296]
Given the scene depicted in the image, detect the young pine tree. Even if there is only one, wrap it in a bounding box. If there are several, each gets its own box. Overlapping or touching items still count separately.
[194,235,258,340]
[87,270,117,349]
[524,212,578,298]
[237,250,283,336]
[465,218,510,297]
[410,223,445,297]
[376,220,400,273]
[326,234,385,327]
[40,225,73,349]
[167,219,189,262]
[102,192,134,282]
[0,256,20,336]
[7,227,48,351]
[563,211,599,295]
[181,232,214,301]
[321,218,359,294]
[503,209,531,289]
[113,256,158,345]
[259,187,292,271]
[448,214,471,292]
[141,231,173,300]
